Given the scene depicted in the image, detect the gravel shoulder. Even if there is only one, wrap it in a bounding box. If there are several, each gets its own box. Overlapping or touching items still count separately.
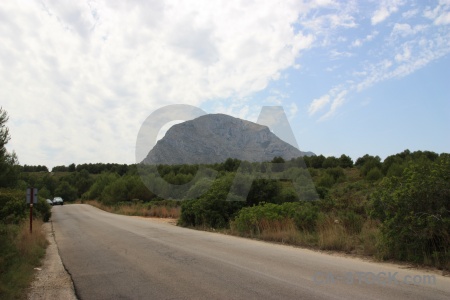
[27,222,77,300]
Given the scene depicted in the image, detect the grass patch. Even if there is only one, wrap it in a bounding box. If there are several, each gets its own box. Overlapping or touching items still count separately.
[0,220,48,300]
[83,200,181,219]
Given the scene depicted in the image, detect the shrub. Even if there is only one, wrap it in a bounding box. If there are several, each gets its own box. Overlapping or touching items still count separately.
[365,167,382,181]
[370,155,450,269]
[232,202,319,235]
[179,198,245,228]
[0,189,26,224]
[34,197,52,222]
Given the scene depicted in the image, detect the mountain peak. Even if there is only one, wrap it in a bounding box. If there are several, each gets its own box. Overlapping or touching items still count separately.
[143,114,313,165]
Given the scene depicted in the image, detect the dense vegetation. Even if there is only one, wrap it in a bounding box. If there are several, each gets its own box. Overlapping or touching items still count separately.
[0,108,51,299]
[19,148,448,270]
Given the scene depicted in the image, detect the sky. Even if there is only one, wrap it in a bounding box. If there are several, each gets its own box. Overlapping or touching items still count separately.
[1,0,449,169]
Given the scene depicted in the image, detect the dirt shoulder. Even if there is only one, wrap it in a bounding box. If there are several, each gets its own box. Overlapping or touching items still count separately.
[27,222,77,300]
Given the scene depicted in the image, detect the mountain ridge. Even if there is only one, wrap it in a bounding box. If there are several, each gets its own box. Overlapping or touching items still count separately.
[142,114,314,165]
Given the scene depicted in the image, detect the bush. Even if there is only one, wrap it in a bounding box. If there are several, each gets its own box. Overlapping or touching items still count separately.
[232,202,319,235]
[370,155,450,269]
[0,189,27,224]
[365,167,382,181]
[55,181,78,202]
[34,197,52,222]
[179,198,244,228]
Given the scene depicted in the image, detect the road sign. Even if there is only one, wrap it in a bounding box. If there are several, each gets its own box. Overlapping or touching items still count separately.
[26,188,38,204]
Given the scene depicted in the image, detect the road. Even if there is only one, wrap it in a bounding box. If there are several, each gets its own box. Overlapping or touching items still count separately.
[52,204,450,300]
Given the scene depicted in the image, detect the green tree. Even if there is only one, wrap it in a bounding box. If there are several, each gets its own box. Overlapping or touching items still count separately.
[338,154,353,168]
[322,156,339,168]
[0,107,19,187]
[246,179,282,206]
[370,155,450,268]
[55,181,78,202]
[305,155,326,168]
[271,156,285,172]
[68,163,76,172]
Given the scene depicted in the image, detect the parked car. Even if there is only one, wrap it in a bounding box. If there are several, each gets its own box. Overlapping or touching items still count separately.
[46,199,53,206]
[53,197,64,205]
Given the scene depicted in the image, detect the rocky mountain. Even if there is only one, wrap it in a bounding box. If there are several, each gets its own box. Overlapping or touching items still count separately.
[142,114,314,165]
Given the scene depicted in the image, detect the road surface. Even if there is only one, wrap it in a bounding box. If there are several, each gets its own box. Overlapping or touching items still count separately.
[52,204,450,300]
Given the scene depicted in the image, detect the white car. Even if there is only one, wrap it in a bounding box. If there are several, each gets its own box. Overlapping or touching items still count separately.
[53,197,64,205]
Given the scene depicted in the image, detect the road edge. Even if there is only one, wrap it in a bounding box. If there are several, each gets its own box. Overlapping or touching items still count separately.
[27,221,78,300]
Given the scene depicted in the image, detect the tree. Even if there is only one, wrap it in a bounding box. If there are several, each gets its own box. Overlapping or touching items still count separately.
[246,179,282,206]
[68,163,76,172]
[338,154,353,168]
[55,181,78,202]
[370,155,450,268]
[355,154,382,176]
[306,155,326,168]
[322,156,339,168]
[0,107,19,187]
[271,156,285,172]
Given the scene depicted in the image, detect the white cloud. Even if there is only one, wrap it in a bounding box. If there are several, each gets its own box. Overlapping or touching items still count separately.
[352,39,362,47]
[371,0,405,25]
[288,103,298,119]
[0,0,315,168]
[395,45,411,62]
[424,0,450,25]
[308,95,330,116]
[435,11,450,25]
[402,9,419,19]
[351,31,378,48]
[391,23,427,37]
[318,90,347,121]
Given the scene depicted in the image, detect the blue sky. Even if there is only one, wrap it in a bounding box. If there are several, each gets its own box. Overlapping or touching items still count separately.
[1,0,449,168]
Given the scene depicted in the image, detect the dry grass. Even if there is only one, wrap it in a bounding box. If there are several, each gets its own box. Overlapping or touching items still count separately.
[230,217,318,246]
[15,220,48,257]
[145,206,181,218]
[0,220,48,300]
[317,217,354,252]
[83,200,181,219]
[229,214,381,256]
[358,219,380,256]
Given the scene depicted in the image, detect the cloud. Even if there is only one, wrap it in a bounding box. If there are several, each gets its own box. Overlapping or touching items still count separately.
[424,0,450,25]
[402,9,419,19]
[308,95,330,116]
[308,1,450,122]
[391,23,427,37]
[0,0,315,168]
[351,31,378,48]
[371,0,405,25]
[395,45,411,62]
[318,90,347,121]
[435,11,450,25]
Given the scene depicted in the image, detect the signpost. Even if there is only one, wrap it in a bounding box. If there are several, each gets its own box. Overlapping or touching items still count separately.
[26,188,38,233]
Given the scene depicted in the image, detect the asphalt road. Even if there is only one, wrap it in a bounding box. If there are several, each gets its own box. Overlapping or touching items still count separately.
[52,204,450,300]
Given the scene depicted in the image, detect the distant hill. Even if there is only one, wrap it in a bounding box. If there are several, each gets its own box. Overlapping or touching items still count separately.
[142,114,314,165]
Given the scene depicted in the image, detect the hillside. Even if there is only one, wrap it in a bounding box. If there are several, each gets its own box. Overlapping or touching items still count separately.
[143,114,313,165]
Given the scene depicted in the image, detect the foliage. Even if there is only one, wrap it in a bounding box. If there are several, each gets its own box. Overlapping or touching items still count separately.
[338,154,353,168]
[369,154,450,269]
[0,220,47,300]
[0,189,27,224]
[55,181,78,202]
[246,179,282,206]
[232,202,319,235]
[178,174,245,228]
[19,165,49,172]
[0,108,19,188]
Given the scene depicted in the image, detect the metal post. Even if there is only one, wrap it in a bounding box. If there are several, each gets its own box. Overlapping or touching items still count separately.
[30,187,33,234]
[30,204,33,233]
